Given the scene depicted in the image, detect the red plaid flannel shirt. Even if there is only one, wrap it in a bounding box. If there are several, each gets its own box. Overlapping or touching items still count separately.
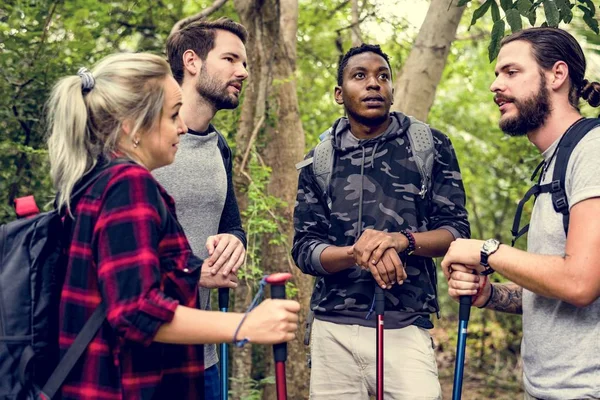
[58,163,204,400]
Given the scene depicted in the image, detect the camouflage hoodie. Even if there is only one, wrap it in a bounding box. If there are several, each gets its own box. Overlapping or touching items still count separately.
[292,112,470,328]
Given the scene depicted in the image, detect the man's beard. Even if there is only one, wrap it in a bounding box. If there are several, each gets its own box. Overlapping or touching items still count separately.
[195,65,240,110]
[499,75,551,137]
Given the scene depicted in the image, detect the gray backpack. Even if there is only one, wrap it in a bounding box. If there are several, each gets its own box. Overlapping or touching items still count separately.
[296,116,436,208]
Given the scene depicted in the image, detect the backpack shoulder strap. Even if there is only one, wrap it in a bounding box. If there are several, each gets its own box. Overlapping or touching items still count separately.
[551,117,600,234]
[41,302,106,399]
[406,116,435,199]
[295,128,334,209]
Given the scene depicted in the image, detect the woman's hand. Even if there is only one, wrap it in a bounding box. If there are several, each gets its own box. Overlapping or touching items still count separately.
[237,299,301,344]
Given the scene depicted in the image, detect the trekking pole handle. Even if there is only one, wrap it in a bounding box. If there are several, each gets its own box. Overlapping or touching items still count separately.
[458,295,471,322]
[266,273,293,362]
[218,288,230,310]
[375,285,385,315]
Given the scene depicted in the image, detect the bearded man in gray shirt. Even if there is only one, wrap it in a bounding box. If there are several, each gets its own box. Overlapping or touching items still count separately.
[442,28,600,400]
[153,18,249,400]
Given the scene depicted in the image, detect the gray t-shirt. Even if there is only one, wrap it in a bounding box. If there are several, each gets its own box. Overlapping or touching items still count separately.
[524,126,600,399]
[153,130,227,369]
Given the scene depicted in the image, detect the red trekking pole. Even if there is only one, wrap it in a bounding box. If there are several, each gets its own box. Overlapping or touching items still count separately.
[266,272,292,400]
[375,285,385,400]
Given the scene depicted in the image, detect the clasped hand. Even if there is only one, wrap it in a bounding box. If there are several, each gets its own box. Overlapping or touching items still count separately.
[348,229,408,289]
[441,239,490,307]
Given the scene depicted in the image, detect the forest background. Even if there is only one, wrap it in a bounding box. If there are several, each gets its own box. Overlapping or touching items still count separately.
[1,0,599,398]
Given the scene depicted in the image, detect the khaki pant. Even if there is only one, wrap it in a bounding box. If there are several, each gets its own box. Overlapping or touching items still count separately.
[524,392,599,400]
[524,392,541,400]
[309,319,442,400]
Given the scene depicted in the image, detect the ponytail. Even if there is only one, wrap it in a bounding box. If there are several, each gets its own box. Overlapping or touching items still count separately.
[45,53,171,213]
[46,75,98,212]
[581,79,600,109]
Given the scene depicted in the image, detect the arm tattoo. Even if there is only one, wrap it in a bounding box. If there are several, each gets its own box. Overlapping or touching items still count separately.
[486,283,523,315]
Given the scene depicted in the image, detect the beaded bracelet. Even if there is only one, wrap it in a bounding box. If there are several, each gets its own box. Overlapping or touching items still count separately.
[399,229,416,256]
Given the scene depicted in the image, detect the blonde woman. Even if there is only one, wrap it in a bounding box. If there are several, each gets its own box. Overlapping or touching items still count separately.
[47,53,299,400]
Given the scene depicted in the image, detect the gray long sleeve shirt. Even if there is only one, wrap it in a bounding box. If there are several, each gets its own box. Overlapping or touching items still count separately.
[153,125,246,368]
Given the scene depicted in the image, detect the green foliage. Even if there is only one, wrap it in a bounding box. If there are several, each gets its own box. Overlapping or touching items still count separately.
[489,19,506,60]
[0,0,229,224]
[491,1,502,22]
[240,156,289,282]
[556,0,574,23]
[458,0,600,60]
[229,376,275,400]
[505,8,524,31]
[543,0,561,27]
[471,0,494,26]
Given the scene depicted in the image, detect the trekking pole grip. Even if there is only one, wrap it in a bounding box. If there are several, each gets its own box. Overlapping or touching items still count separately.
[266,273,292,400]
[459,295,471,322]
[218,288,230,310]
[266,273,292,363]
[375,285,385,315]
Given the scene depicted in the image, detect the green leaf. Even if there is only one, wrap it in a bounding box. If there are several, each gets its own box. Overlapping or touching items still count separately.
[543,0,560,26]
[471,0,493,26]
[577,4,593,16]
[555,0,574,22]
[500,0,514,10]
[583,14,599,33]
[506,9,523,31]
[517,0,534,15]
[491,1,501,21]
[528,9,537,25]
[578,0,596,16]
[457,0,471,7]
[488,20,506,62]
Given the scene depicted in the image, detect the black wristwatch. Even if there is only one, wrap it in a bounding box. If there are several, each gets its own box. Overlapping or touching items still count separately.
[480,239,500,276]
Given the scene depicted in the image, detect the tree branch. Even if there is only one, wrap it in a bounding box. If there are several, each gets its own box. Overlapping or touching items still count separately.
[12,105,31,144]
[335,12,375,34]
[350,0,363,47]
[170,0,229,35]
[325,0,350,18]
[30,0,59,64]
[239,115,265,175]
[117,20,156,30]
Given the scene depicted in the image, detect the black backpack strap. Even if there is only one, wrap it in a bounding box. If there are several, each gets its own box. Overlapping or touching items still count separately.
[511,184,542,246]
[550,118,600,234]
[41,302,106,399]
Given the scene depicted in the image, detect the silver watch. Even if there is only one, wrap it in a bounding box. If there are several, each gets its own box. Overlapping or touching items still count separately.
[480,239,500,275]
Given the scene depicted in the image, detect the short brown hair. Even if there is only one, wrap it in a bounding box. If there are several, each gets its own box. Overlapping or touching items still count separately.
[167,18,248,84]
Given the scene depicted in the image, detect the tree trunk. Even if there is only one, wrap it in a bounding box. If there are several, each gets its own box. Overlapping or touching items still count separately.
[350,0,362,47]
[391,0,466,121]
[232,0,310,398]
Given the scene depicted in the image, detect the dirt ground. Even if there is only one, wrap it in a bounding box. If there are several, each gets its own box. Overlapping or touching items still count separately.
[439,374,524,400]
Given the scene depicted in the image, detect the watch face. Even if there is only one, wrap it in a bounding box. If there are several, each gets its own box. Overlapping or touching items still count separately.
[483,239,500,253]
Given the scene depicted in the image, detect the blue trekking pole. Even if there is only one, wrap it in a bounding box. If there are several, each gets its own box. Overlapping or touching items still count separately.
[452,295,471,400]
[218,288,229,400]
